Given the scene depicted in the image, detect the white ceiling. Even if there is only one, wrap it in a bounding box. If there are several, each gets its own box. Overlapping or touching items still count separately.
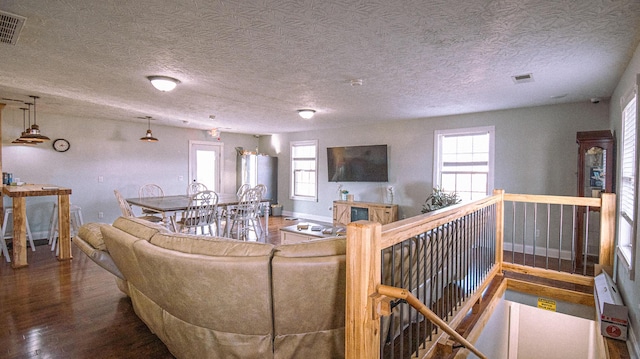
[0,0,639,135]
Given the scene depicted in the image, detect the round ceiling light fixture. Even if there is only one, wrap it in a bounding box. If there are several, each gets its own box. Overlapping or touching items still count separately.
[147,76,180,92]
[297,109,316,119]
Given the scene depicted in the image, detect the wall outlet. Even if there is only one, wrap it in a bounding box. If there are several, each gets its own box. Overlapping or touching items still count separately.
[98,176,104,183]
[98,212,104,219]
[535,229,540,237]
[178,175,184,181]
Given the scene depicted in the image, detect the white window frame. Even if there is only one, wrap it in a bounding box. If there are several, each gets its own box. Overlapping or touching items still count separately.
[290,140,318,201]
[433,126,495,200]
[617,82,638,277]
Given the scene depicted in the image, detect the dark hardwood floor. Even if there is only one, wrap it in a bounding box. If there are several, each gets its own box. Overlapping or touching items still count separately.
[0,215,308,359]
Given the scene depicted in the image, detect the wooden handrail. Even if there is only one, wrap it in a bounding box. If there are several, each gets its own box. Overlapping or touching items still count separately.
[377,285,488,359]
[346,190,617,359]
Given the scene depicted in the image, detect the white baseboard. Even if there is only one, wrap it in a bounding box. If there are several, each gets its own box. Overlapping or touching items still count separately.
[503,242,572,260]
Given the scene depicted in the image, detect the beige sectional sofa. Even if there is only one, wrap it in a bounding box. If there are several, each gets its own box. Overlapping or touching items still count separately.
[74,216,346,359]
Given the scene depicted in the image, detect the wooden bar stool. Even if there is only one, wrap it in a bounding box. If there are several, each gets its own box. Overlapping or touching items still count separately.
[0,208,36,262]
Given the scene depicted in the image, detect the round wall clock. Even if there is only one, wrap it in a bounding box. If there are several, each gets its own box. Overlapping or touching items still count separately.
[53,138,70,152]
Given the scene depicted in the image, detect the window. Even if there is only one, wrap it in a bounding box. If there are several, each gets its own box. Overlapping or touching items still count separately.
[434,126,495,202]
[290,140,318,201]
[618,89,637,271]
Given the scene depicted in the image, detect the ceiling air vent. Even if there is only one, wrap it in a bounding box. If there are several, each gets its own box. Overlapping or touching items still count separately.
[0,10,26,45]
[511,73,534,84]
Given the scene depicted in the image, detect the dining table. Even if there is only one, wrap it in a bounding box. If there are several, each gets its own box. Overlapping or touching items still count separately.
[126,193,270,241]
[2,184,73,268]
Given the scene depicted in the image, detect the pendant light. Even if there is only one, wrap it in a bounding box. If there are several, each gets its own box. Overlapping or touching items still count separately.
[22,95,50,142]
[18,103,40,143]
[12,107,37,145]
[140,116,158,142]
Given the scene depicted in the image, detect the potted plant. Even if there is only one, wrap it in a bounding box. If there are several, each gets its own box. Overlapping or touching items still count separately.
[421,187,461,213]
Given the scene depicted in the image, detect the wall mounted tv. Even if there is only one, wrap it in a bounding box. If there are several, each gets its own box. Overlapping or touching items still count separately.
[327,144,388,182]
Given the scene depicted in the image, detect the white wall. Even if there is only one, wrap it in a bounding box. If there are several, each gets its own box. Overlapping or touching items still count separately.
[265,101,609,222]
[609,41,640,357]
[1,110,259,236]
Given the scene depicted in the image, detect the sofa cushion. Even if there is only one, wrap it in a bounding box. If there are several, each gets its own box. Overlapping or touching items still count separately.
[112,216,169,241]
[131,233,275,357]
[271,237,346,359]
[78,222,108,251]
[100,219,162,294]
[73,222,125,281]
[150,232,274,257]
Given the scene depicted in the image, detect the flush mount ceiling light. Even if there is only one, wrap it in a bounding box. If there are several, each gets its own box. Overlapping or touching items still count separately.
[140,116,159,142]
[297,109,316,119]
[147,76,180,92]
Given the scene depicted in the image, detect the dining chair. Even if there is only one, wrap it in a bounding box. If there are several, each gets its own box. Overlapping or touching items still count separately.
[236,183,251,199]
[254,184,267,198]
[227,187,263,241]
[113,190,164,223]
[138,184,165,221]
[252,184,268,232]
[187,182,208,196]
[175,190,219,235]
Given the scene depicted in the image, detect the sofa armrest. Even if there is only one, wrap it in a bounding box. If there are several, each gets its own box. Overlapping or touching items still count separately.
[74,223,125,280]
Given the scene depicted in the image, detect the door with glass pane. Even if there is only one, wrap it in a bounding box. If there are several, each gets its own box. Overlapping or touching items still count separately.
[189,141,223,193]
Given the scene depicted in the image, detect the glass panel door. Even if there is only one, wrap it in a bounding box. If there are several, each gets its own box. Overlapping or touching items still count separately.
[189,141,223,193]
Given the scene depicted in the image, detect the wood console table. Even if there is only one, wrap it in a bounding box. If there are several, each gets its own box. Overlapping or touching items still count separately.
[2,184,72,268]
[333,200,398,227]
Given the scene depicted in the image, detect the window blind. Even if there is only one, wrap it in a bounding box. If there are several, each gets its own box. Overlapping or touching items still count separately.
[620,96,637,223]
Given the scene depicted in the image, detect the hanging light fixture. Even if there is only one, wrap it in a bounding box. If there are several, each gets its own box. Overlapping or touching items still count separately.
[297,109,316,119]
[147,76,180,92]
[140,116,159,142]
[22,95,50,142]
[18,102,40,143]
[12,107,37,145]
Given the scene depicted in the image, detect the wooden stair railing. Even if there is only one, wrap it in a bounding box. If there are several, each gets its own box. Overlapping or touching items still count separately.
[376,285,488,359]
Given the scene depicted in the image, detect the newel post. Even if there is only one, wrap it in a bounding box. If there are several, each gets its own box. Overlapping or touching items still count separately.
[493,189,505,270]
[599,193,616,268]
[345,220,382,358]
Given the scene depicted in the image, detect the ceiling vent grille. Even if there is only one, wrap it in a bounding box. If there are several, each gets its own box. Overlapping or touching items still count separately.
[512,73,534,84]
[0,10,26,45]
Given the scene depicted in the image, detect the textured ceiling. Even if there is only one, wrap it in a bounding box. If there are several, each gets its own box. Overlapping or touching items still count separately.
[0,0,639,134]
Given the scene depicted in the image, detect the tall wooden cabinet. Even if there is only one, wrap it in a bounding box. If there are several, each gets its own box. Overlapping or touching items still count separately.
[575,130,615,269]
[576,130,614,198]
[332,200,398,227]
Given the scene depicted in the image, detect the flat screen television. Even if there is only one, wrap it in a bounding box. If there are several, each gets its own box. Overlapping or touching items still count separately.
[327,144,388,182]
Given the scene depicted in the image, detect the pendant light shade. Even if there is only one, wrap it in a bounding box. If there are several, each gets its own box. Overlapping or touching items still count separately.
[140,116,159,142]
[13,107,37,145]
[18,103,41,143]
[22,95,50,142]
